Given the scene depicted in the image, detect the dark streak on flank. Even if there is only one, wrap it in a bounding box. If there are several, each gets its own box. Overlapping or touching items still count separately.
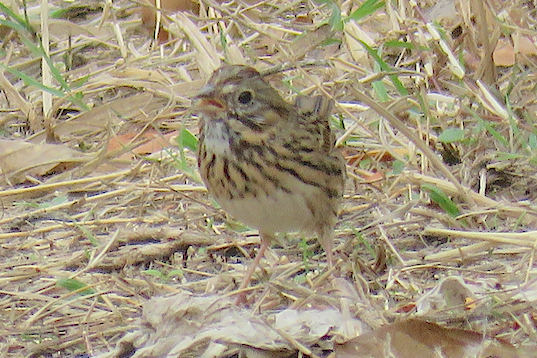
[266,145,342,177]
[205,153,216,177]
[222,157,235,188]
[274,163,339,198]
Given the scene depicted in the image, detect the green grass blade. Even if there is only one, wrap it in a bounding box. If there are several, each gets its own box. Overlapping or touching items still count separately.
[467,107,509,147]
[357,40,409,96]
[347,0,385,21]
[422,184,460,217]
[177,127,198,152]
[438,128,464,143]
[0,63,66,97]
[57,278,95,296]
[0,2,35,37]
[316,0,343,31]
[385,40,415,50]
[372,80,389,102]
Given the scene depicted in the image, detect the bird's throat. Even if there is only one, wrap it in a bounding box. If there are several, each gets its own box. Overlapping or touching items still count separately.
[202,120,232,155]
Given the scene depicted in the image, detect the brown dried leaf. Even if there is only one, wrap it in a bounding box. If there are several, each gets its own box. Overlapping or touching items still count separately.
[345,21,377,64]
[513,33,537,56]
[28,93,164,143]
[102,293,363,357]
[0,139,92,184]
[416,276,475,315]
[272,24,334,62]
[336,319,520,358]
[140,0,200,41]
[42,19,107,38]
[107,131,176,160]
[493,38,515,67]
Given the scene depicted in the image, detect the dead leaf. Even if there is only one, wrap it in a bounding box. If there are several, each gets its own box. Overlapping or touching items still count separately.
[424,0,458,23]
[28,93,165,143]
[493,38,515,67]
[272,24,334,62]
[513,33,537,56]
[45,19,104,38]
[416,276,475,315]
[100,293,364,358]
[0,139,92,184]
[107,131,176,160]
[336,319,520,358]
[140,0,199,42]
[345,21,377,64]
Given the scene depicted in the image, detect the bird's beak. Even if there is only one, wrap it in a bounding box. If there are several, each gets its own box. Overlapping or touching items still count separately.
[193,85,227,114]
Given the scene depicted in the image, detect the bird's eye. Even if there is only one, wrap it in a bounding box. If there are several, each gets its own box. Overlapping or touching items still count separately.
[237,91,253,104]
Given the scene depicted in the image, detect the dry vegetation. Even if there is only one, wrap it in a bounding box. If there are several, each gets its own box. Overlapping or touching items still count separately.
[1,0,537,357]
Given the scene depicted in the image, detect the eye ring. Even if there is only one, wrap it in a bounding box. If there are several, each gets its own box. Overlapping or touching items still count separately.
[237,91,253,104]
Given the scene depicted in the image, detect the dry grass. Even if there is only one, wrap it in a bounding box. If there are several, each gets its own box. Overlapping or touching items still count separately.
[1,0,537,356]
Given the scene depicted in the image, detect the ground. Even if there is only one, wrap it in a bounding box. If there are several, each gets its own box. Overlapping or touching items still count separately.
[1,0,537,357]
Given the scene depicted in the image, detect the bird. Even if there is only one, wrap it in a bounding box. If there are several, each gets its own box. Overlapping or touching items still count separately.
[193,65,346,301]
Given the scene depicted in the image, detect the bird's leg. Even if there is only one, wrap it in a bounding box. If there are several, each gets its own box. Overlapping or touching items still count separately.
[319,231,334,267]
[235,232,272,304]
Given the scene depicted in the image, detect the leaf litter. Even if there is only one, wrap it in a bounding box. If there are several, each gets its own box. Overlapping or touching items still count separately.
[1,0,537,357]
